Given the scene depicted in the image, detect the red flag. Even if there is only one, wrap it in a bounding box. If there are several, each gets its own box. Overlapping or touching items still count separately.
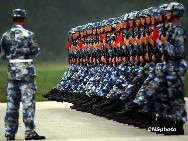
[152,26,158,41]
[66,40,71,48]
[116,33,122,44]
[79,39,83,49]
[100,34,105,43]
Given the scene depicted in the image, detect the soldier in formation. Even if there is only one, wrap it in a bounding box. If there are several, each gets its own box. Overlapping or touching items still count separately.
[43,2,187,135]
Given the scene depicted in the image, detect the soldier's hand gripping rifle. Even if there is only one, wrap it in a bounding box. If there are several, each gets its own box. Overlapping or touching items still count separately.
[104,46,109,65]
[119,32,125,62]
[137,28,142,62]
[162,24,168,61]
[146,25,153,60]
[141,26,147,62]
[125,28,130,63]
[66,38,71,64]
[130,28,137,62]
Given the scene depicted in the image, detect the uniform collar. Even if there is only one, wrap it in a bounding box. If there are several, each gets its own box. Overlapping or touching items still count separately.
[12,24,24,28]
[172,22,181,28]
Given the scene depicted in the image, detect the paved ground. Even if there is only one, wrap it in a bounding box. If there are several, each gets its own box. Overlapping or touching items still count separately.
[0,99,188,141]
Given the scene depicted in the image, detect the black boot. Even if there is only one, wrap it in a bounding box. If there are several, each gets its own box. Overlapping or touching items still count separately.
[75,96,95,111]
[82,97,101,107]
[105,112,119,120]
[133,112,145,127]
[47,90,60,100]
[163,120,184,135]
[48,91,62,101]
[139,115,156,129]
[92,98,107,107]
[80,97,101,112]
[6,135,15,140]
[116,111,128,117]
[72,94,88,104]
[124,111,142,125]
[69,93,83,103]
[154,117,171,134]
[93,99,114,110]
[61,92,73,102]
[49,91,65,101]
[94,109,105,116]
[114,115,130,123]
[122,115,134,124]
[134,113,148,127]
[42,88,58,98]
[25,132,45,140]
[116,102,140,117]
[103,100,123,112]
[56,96,64,102]
[103,100,123,119]
[79,95,95,104]
[70,95,91,110]
[76,95,89,103]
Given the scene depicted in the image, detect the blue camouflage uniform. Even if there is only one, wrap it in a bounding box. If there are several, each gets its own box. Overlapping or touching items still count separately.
[155,21,187,123]
[133,24,157,114]
[0,9,40,138]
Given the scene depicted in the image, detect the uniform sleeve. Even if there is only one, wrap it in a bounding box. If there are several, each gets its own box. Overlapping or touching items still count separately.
[155,39,164,54]
[165,27,185,56]
[166,27,185,47]
[154,24,165,54]
[0,35,6,60]
[30,33,40,57]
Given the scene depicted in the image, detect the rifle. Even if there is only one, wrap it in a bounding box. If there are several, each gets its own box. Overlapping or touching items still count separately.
[143,26,146,37]
[105,34,108,43]
[90,37,93,45]
[119,32,125,61]
[83,37,86,45]
[146,25,153,61]
[124,28,130,63]
[67,38,71,64]
[132,27,135,38]
[95,47,101,64]
[113,46,117,64]
[162,24,168,61]
[162,24,166,37]
[125,47,130,63]
[122,31,125,42]
[147,25,150,36]
[130,28,136,59]
[97,35,100,44]
[138,27,141,39]
[141,26,146,62]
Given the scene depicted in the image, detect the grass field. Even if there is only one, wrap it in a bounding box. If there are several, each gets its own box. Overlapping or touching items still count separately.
[0,61,69,102]
[0,61,188,102]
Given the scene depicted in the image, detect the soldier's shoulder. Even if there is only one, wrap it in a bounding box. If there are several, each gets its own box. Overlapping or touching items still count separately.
[156,23,163,29]
[174,26,185,35]
[22,28,35,37]
[1,29,11,39]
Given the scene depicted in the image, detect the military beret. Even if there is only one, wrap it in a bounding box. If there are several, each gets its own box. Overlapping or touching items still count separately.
[93,22,100,29]
[166,2,185,17]
[12,9,26,18]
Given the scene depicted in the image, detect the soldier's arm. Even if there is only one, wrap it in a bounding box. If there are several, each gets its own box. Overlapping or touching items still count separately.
[151,24,163,54]
[165,27,185,55]
[30,33,40,57]
[155,34,165,54]
[0,35,6,60]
